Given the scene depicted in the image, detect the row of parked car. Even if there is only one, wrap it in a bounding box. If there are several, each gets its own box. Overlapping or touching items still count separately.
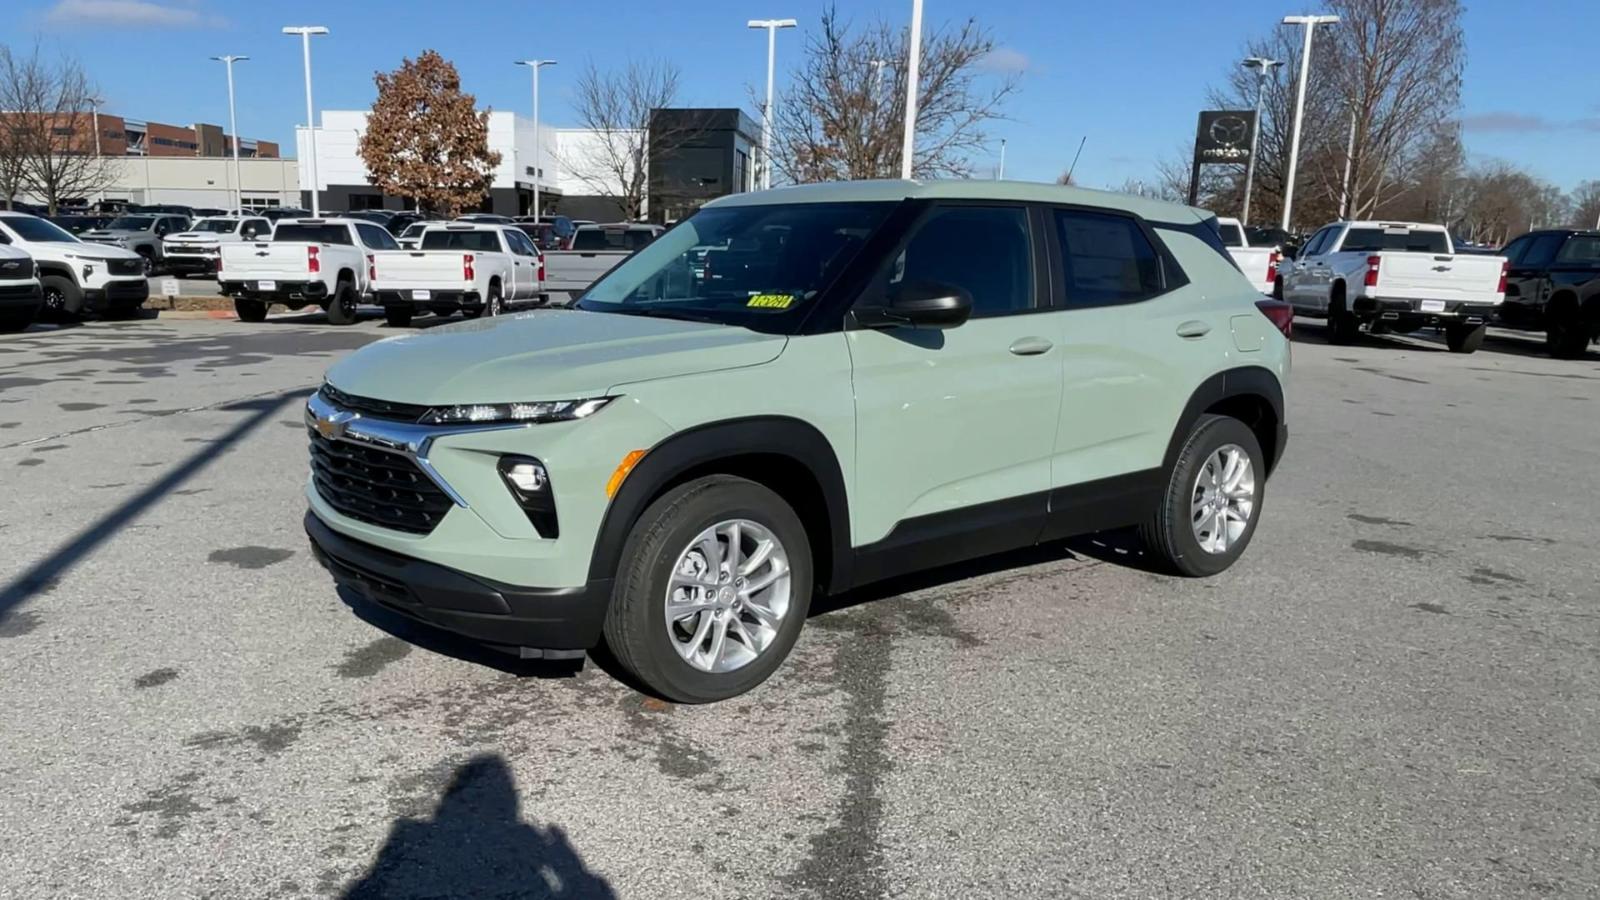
[1217,216,1600,358]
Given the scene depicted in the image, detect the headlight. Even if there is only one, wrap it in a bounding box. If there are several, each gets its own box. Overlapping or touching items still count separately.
[419,396,614,426]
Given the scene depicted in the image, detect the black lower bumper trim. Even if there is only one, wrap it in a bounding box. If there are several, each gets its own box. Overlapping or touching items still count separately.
[304,511,610,651]
[1357,297,1497,324]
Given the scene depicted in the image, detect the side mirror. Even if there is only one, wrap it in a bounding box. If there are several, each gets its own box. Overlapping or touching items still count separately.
[856,280,973,330]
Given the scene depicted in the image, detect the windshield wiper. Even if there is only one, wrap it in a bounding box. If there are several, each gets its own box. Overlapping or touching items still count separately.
[604,306,721,324]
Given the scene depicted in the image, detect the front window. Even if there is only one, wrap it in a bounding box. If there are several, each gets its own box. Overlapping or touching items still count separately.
[2,216,81,243]
[577,202,894,329]
[107,215,158,231]
[192,219,240,233]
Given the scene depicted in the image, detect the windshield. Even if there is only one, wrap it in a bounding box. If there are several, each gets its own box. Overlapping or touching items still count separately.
[191,219,238,233]
[3,216,81,243]
[107,216,157,231]
[577,202,894,329]
[273,223,352,245]
[1218,222,1245,247]
[1342,227,1450,254]
[420,229,501,252]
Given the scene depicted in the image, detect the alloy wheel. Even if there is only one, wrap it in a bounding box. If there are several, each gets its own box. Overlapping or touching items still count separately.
[1190,443,1256,554]
[663,519,792,674]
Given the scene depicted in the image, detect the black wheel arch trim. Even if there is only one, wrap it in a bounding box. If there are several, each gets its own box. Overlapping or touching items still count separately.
[585,415,854,595]
[1164,366,1286,476]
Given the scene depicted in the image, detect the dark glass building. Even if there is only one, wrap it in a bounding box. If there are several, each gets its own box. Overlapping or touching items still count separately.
[647,108,761,224]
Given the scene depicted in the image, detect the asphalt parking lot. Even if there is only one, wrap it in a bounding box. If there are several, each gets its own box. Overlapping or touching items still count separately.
[1,313,1596,899]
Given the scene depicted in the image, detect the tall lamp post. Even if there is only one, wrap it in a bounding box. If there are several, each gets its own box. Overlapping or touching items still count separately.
[282,26,328,216]
[211,55,248,212]
[1239,56,1281,228]
[900,0,924,179]
[515,59,557,218]
[1279,14,1339,233]
[87,96,104,205]
[748,18,797,190]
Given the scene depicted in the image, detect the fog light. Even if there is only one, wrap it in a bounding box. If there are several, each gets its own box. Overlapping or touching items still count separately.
[497,455,558,538]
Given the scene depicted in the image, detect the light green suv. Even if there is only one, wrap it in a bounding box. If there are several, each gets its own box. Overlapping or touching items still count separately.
[305,180,1291,702]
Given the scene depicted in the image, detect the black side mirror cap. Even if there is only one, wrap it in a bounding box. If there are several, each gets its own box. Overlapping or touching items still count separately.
[856,280,974,330]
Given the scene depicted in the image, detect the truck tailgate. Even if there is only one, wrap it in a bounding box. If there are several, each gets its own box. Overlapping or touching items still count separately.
[220,242,314,280]
[1373,252,1505,305]
[543,250,626,293]
[1226,247,1276,293]
[372,251,471,290]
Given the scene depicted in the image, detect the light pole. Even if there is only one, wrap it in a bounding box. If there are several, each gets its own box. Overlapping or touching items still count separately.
[211,55,248,212]
[1279,14,1338,233]
[515,60,557,218]
[87,96,104,205]
[997,138,1006,180]
[282,26,328,216]
[748,18,797,190]
[1338,104,1357,218]
[870,58,890,101]
[900,0,924,180]
[1239,57,1281,227]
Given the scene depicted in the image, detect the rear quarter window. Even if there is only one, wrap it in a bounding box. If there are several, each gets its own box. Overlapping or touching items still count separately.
[274,224,354,245]
[420,230,501,252]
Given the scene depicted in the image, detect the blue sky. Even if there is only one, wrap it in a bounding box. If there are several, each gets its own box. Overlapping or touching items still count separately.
[14,0,1599,190]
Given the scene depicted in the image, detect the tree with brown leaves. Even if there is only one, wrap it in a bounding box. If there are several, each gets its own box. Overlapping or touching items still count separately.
[359,50,501,217]
[772,5,1017,183]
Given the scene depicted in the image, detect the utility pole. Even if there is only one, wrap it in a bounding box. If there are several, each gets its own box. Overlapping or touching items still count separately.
[515,59,557,217]
[1239,57,1281,227]
[748,18,797,190]
[282,26,328,216]
[997,139,1006,179]
[1338,104,1356,219]
[1279,14,1339,233]
[211,55,248,212]
[900,0,924,180]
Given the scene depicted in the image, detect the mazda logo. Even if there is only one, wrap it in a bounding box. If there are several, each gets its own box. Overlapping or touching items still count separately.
[315,410,356,440]
[1209,115,1250,147]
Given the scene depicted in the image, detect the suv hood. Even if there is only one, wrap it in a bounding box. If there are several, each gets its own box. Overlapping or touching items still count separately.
[324,309,787,405]
[82,229,145,241]
[60,243,141,261]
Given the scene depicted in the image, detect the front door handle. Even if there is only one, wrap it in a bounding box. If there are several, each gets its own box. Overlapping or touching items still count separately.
[1008,336,1053,356]
[1176,320,1212,339]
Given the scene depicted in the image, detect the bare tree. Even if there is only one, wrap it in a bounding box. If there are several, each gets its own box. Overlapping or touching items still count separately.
[1452,161,1566,246]
[0,42,115,214]
[560,59,684,221]
[1570,180,1600,229]
[771,5,1018,183]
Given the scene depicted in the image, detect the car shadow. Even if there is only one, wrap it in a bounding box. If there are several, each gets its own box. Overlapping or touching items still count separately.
[335,586,586,679]
[340,754,616,899]
[1292,317,1584,361]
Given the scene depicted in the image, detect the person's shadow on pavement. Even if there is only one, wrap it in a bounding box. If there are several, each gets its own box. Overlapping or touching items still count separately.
[343,754,616,899]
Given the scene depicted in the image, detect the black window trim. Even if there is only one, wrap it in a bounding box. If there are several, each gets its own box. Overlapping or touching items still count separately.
[1039,202,1187,311]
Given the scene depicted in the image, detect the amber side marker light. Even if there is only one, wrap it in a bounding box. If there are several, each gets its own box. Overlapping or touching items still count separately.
[606,450,647,498]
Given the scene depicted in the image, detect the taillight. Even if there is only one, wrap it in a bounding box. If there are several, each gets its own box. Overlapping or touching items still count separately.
[366,253,375,281]
[1256,299,1293,338]
[307,245,320,274]
[463,253,475,282]
[1266,250,1279,285]
[1363,255,1380,288]
[1497,260,1508,294]
[536,253,545,284]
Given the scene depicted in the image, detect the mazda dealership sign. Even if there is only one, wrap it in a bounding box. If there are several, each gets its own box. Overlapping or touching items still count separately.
[1194,110,1257,164]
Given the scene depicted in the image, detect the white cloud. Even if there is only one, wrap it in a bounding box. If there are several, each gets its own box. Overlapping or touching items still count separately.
[978,47,1031,75]
[43,0,223,29]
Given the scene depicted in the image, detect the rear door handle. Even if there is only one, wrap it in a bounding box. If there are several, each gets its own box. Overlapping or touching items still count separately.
[1008,336,1054,356]
[1176,320,1212,339]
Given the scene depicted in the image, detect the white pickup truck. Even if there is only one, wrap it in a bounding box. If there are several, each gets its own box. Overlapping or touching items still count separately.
[218,218,400,325]
[543,223,663,295]
[370,223,545,327]
[1217,217,1279,295]
[0,211,150,319]
[1279,220,1508,353]
[162,215,273,276]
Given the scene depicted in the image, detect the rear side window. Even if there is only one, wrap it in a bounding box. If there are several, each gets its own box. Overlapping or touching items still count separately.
[1218,222,1245,247]
[1341,227,1449,254]
[274,224,353,245]
[1522,234,1565,268]
[355,223,399,250]
[421,229,501,252]
[1053,209,1164,307]
[1500,235,1532,266]
[1556,235,1600,263]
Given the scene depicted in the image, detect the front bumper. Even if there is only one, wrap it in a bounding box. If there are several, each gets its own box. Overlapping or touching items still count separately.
[165,254,219,273]
[375,288,481,308]
[85,279,150,308]
[0,281,42,311]
[305,511,609,654]
[1355,296,1497,326]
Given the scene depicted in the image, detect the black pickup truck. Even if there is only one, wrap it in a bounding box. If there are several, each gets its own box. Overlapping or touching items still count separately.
[1497,229,1600,358]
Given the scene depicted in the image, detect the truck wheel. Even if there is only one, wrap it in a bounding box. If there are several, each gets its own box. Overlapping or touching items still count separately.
[1445,322,1486,354]
[1272,278,1284,302]
[383,306,413,328]
[602,475,813,704]
[39,274,84,319]
[485,283,504,317]
[234,298,268,323]
[324,280,358,326]
[137,249,155,276]
[1546,316,1589,359]
[1328,301,1360,344]
[1139,414,1265,578]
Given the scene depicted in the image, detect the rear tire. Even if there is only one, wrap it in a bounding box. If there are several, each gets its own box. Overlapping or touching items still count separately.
[234,298,268,323]
[1445,322,1486,354]
[1546,314,1589,359]
[324,280,358,326]
[1328,294,1360,344]
[383,306,414,328]
[1139,414,1265,578]
[602,475,813,704]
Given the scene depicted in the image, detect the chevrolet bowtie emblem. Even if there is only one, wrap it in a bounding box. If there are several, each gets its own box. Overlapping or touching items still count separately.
[315,410,356,440]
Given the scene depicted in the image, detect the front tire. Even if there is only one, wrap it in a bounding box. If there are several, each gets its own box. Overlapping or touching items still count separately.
[1140,414,1265,578]
[234,298,268,322]
[324,280,358,326]
[39,274,84,319]
[1445,322,1486,354]
[602,475,813,704]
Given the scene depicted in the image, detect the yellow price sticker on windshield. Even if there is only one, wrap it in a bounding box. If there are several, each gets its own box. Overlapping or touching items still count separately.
[747,294,794,309]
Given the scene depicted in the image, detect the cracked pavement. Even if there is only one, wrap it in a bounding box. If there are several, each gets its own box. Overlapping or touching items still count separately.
[0,314,1597,898]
